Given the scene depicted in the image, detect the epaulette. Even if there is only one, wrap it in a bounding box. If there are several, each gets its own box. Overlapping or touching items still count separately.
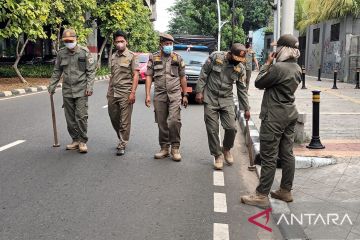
[152,51,161,56]
[58,47,66,53]
[78,45,90,52]
[171,52,180,62]
[211,51,226,65]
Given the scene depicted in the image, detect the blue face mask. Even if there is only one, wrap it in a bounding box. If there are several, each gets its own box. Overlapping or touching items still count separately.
[162,45,173,55]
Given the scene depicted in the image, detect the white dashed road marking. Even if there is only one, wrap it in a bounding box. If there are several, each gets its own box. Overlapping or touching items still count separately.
[0,140,26,152]
[213,171,225,186]
[213,223,230,240]
[214,192,227,213]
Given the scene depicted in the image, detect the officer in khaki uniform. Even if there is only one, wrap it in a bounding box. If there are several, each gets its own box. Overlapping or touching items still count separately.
[48,29,96,153]
[145,33,188,162]
[241,34,302,208]
[196,43,250,170]
[107,30,139,156]
[245,43,259,92]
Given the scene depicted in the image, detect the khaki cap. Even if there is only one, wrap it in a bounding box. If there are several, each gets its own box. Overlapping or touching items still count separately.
[159,32,174,42]
[230,43,247,61]
[62,29,77,41]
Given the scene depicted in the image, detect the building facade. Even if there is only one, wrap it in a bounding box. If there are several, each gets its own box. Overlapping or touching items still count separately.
[305,15,360,83]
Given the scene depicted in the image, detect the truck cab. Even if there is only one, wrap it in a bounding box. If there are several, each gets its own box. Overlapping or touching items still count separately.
[174,44,209,96]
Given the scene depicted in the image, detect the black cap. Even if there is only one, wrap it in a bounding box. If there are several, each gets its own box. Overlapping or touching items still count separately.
[276,34,299,49]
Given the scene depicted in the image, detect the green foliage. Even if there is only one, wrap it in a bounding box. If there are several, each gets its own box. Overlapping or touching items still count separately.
[168,0,246,50]
[296,0,360,32]
[48,0,96,47]
[96,65,110,76]
[234,0,272,32]
[0,65,53,78]
[95,0,158,53]
[0,0,50,41]
[0,64,110,78]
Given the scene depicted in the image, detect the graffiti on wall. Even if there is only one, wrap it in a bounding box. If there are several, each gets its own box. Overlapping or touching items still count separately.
[308,46,321,71]
[322,38,345,77]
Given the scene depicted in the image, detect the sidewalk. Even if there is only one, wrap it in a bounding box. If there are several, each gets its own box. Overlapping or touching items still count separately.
[246,72,360,240]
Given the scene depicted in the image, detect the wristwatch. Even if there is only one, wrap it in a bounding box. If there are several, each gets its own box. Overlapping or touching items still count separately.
[183,93,189,97]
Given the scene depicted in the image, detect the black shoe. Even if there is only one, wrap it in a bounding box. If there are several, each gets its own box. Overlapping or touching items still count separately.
[117,148,125,156]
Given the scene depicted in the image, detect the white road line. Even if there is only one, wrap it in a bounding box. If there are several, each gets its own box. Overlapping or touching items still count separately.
[219,127,223,147]
[214,192,227,213]
[213,171,225,186]
[0,140,26,152]
[213,223,229,240]
[102,105,108,109]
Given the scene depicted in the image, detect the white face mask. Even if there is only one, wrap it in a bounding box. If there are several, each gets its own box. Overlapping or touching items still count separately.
[65,41,77,49]
[116,42,126,51]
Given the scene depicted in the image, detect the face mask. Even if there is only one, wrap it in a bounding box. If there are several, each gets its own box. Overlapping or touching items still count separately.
[116,42,126,51]
[229,59,241,65]
[64,41,77,49]
[162,45,173,55]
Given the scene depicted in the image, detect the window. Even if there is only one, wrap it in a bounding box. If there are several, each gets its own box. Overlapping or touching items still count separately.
[330,23,340,42]
[313,28,320,44]
[267,38,271,49]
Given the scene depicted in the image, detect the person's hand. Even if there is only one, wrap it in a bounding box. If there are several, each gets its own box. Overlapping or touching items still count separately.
[182,96,188,108]
[49,91,54,96]
[145,96,151,108]
[266,52,276,65]
[244,110,251,121]
[129,92,136,104]
[195,92,204,104]
[85,90,93,96]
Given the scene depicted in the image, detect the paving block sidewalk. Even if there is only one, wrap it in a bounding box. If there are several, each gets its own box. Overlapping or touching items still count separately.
[246,72,360,240]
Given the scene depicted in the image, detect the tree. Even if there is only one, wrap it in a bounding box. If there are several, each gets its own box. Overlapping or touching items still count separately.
[95,0,158,69]
[296,0,360,32]
[0,0,50,83]
[168,0,246,50]
[48,0,96,53]
[234,0,272,33]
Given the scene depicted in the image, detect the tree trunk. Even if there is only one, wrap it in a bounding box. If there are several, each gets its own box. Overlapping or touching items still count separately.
[13,38,29,84]
[96,34,109,70]
[108,44,113,69]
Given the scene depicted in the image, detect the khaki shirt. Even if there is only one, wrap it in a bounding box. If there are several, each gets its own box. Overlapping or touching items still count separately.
[196,51,249,110]
[146,51,185,102]
[107,48,138,97]
[255,59,302,121]
[48,45,96,98]
[245,49,255,71]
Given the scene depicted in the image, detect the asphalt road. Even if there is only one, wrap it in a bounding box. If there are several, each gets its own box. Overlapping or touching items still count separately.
[0,80,282,240]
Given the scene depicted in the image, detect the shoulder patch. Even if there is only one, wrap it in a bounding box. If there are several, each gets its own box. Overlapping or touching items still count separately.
[172,54,178,62]
[181,61,185,68]
[88,57,95,64]
[234,66,241,73]
[215,58,223,65]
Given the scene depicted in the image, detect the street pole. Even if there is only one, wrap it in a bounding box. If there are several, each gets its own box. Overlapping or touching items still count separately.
[216,0,229,51]
[281,0,295,35]
[231,0,235,45]
[217,0,221,51]
[272,0,281,51]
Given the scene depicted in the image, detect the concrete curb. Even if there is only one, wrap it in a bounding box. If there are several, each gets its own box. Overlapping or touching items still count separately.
[0,74,111,98]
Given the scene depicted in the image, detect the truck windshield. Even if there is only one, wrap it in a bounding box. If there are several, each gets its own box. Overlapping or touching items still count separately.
[176,51,208,66]
[138,54,149,63]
